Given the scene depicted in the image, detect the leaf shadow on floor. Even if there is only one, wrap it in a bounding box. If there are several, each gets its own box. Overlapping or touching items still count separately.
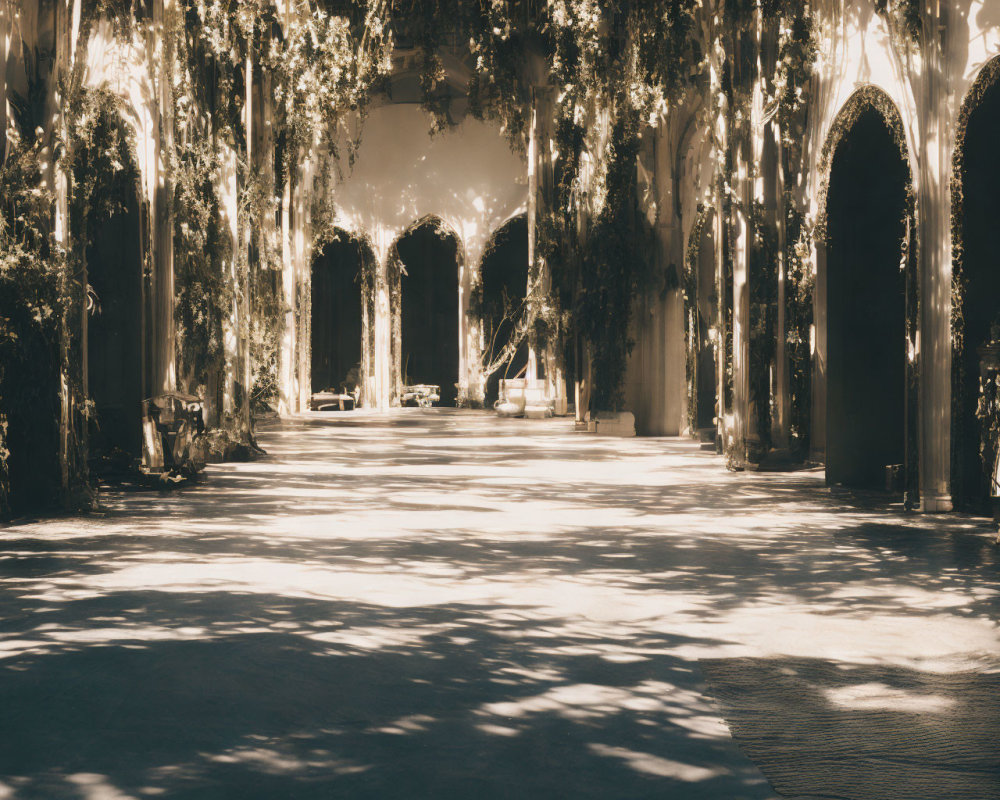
[701,655,1000,800]
[0,591,775,800]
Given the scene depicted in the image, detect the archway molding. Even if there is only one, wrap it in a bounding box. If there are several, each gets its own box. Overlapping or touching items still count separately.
[813,85,919,499]
[949,54,1000,509]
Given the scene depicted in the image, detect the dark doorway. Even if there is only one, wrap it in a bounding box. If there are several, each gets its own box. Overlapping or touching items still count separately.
[87,182,144,458]
[4,325,61,513]
[395,221,461,407]
[696,216,718,431]
[825,107,908,489]
[311,235,365,395]
[956,74,1000,510]
[481,216,529,407]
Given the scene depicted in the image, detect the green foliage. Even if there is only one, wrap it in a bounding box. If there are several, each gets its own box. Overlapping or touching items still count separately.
[66,84,139,264]
[167,0,392,419]
[683,207,709,434]
[774,4,817,459]
[242,170,283,408]
[784,204,812,453]
[0,127,66,514]
[748,201,777,457]
[173,135,232,392]
[875,0,921,44]
[65,81,142,498]
[577,111,651,411]
[776,5,818,175]
[275,0,392,171]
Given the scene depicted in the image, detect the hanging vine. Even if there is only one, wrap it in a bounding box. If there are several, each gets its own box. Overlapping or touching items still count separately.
[683,206,709,434]
[776,3,817,457]
[0,124,66,515]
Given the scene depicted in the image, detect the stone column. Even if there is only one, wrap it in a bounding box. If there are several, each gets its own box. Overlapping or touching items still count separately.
[51,0,73,496]
[918,4,953,512]
[220,143,239,419]
[294,156,313,414]
[153,0,177,396]
[278,165,295,415]
[461,235,486,406]
[774,117,791,449]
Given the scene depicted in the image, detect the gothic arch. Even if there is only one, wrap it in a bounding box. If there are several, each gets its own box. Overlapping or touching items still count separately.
[477,213,530,407]
[815,85,918,496]
[309,229,376,402]
[683,204,720,441]
[388,216,465,406]
[815,85,915,244]
[949,55,1000,509]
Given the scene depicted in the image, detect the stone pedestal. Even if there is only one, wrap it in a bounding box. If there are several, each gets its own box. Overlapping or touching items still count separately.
[586,411,636,437]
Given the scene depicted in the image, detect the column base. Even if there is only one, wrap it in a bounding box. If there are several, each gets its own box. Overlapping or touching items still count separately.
[919,494,953,514]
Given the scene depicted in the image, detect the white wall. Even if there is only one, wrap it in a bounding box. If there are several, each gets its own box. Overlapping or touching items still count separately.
[331,102,528,406]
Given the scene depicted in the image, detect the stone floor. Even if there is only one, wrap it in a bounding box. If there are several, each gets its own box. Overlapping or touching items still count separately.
[1,410,998,799]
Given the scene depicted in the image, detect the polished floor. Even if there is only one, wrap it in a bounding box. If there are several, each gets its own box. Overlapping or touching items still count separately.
[1,410,998,799]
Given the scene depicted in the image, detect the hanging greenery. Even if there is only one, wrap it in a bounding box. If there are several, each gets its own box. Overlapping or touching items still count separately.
[683,206,709,435]
[875,0,921,44]
[167,0,392,421]
[578,110,652,410]
[4,0,948,513]
[63,74,145,502]
[169,2,232,410]
[397,1,704,412]
[0,126,66,516]
[784,205,813,453]
[776,4,818,459]
[747,201,777,460]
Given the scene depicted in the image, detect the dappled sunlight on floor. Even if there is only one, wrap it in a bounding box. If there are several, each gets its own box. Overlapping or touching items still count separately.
[1,409,998,798]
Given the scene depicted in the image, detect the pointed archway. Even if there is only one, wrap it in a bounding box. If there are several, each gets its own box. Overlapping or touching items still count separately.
[952,57,1000,511]
[391,218,462,407]
[80,112,145,463]
[824,104,909,489]
[683,207,721,443]
[480,215,529,408]
[695,210,719,433]
[310,232,370,397]
[87,180,144,457]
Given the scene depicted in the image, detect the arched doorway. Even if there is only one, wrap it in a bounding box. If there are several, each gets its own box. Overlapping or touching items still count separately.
[825,105,909,489]
[953,59,1000,511]
[684,207,720,442]
[480,215,529,408]
[694,212,719,433]
[311,233,367,397]
[392,218,461,407]
[86,149,144,460]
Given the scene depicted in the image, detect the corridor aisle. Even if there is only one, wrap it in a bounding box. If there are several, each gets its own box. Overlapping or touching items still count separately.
[1,410,998,799]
